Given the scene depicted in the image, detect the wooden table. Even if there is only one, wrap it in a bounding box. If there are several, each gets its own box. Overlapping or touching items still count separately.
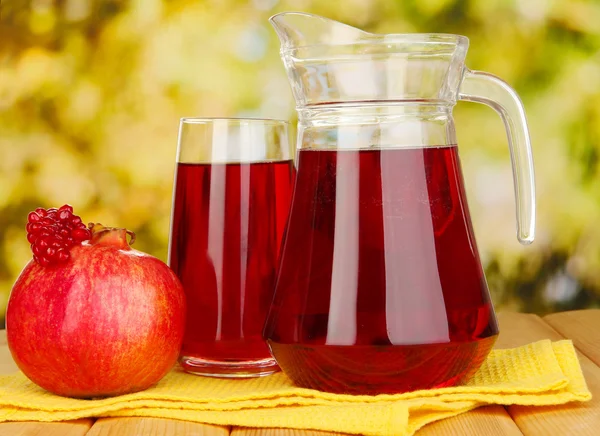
[1,310,599,436]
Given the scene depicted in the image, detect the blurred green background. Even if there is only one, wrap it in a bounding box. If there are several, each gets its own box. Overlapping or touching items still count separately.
[1,0,600,326]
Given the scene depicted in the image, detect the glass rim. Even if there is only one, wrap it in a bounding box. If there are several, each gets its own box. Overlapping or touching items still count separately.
[180,117,289,125]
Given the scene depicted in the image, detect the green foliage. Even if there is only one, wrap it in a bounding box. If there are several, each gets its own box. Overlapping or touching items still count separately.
[1,0,600,325]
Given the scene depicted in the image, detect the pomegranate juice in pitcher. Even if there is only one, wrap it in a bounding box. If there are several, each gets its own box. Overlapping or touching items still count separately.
[265,146,498,394]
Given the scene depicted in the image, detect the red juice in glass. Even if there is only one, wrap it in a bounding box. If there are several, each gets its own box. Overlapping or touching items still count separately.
[169,119,294,377]
[264,146,498,393]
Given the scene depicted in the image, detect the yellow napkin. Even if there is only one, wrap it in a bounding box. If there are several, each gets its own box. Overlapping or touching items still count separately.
[0,340,591,436]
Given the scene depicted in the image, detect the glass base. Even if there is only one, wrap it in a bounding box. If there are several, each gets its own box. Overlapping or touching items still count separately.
[179,355,280,378]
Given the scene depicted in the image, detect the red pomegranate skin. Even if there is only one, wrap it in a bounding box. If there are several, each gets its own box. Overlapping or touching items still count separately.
[6,229,186,398]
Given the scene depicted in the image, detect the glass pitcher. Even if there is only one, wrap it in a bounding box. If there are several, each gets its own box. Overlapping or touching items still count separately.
[264,12,535,394]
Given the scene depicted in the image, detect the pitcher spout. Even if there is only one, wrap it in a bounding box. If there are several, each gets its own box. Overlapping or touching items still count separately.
[269,12,368,52]
[270,12,469,108]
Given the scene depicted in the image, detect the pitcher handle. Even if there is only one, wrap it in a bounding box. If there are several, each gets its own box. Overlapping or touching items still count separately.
[459,68,535,245]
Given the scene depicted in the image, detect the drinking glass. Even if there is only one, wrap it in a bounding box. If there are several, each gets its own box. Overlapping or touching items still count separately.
[169,118,294,377]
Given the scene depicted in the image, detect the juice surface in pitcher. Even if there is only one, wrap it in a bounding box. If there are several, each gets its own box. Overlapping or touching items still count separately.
[170,160,295,364]
[265,145,499,394]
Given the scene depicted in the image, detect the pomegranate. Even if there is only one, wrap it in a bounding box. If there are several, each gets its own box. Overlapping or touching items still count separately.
[6,206,186,398]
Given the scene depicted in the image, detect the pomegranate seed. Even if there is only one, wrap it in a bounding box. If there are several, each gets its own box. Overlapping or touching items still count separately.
[26,205,91,267]
[56,249,70,263]
[72,228,91,241]
[38,256,51,267]
[28,212,41,223]
[58,210,72,221]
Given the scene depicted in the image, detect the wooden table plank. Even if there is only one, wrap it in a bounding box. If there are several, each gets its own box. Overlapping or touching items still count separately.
[496,313,600,435]
[0,419,93,436]
[544,310,600,366]
[86,417,230,436]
